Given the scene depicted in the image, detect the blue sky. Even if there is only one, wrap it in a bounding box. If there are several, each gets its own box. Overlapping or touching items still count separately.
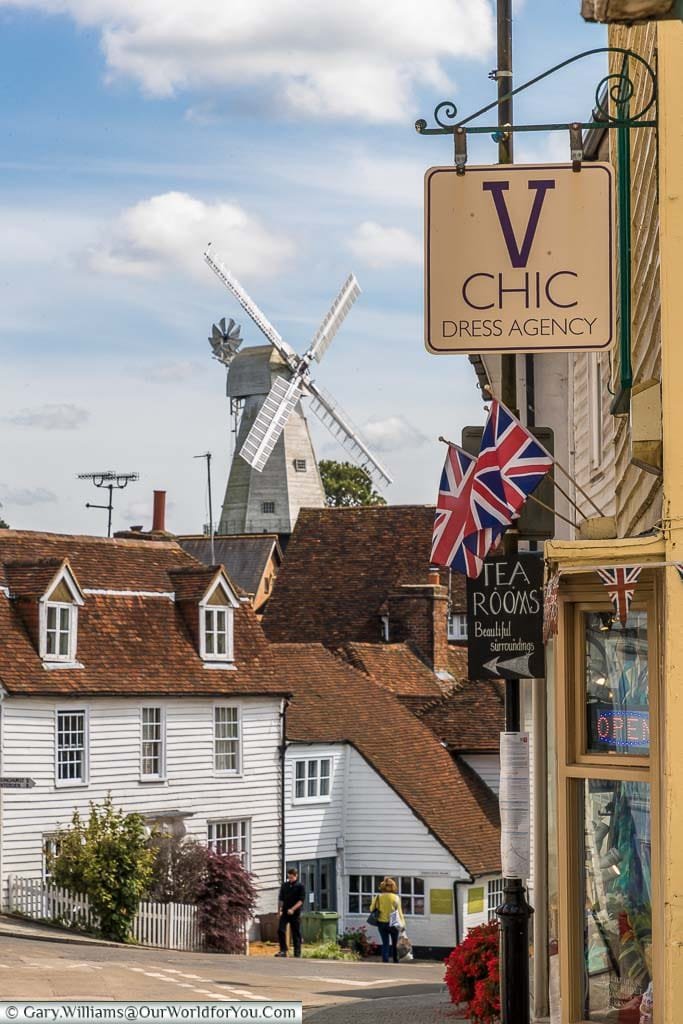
[0,0,605,535]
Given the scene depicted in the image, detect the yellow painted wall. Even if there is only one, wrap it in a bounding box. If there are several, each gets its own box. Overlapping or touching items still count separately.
[656,19,683,1024]
[608,23,663,536]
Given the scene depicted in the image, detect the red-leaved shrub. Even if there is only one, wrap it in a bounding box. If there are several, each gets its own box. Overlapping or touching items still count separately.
[444,921,500,1024]
[196,850,258,953]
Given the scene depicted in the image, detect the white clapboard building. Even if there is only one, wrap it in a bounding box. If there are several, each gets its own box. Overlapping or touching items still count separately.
[278,645,502,957]
[0,529,287,917]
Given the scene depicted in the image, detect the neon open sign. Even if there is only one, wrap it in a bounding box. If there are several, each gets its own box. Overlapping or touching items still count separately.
[595,709,649,749]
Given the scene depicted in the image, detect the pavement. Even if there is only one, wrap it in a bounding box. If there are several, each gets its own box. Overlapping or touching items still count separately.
[0,920,454,1019]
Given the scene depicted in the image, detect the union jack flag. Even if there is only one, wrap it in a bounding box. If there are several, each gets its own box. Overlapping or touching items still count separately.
[431,444,497,578]
[596,566,642,625]
[462,400,552,555]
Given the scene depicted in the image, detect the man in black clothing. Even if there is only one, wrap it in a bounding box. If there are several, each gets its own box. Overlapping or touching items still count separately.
[275,867,305,957]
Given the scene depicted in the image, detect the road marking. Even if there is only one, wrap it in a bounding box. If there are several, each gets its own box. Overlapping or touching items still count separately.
[159,970,204,980]
[295,976,399,988]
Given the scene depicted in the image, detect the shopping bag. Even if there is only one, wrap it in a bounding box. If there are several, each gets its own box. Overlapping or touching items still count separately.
[397,931,413,961]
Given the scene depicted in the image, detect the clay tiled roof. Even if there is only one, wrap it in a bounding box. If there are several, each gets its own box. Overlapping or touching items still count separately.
[5,559,69,598]
[169,566,227,603]
[280,644,500,877]
[0,532,287,698]
[0,532,191,592]
[339,642,446,698]
[262,506,466,645]
[178,535,280,597]
[416,680,505,753]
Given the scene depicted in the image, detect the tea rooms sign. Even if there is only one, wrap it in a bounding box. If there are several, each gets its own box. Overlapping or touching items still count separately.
[424,163,615,354]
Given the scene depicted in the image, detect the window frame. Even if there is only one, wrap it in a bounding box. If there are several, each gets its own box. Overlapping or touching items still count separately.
[448,612,468,641]
[554,573,660,1024]
[41,601,78,663]
[292,756,332,804]
[207,818,250,867]
[487,877,504,919]
[261,501,275,514]
[199,578,236,664]
[55,708,89,787]
[347,874,425,917]
[140,705,166,782]
[213,704,242,775]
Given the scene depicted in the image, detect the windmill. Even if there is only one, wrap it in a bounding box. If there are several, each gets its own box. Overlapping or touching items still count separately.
[204,246,392,537]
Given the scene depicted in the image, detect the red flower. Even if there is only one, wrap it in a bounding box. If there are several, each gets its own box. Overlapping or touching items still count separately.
[444,921,500,1024]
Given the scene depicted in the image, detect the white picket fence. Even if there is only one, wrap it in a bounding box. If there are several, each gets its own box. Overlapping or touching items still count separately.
[8,876,202,951]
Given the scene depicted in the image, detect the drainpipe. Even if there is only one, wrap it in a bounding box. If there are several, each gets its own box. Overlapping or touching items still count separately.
[279,699,289,880]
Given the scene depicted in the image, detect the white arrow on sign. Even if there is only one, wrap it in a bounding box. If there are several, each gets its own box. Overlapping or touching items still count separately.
[482,653,533,677]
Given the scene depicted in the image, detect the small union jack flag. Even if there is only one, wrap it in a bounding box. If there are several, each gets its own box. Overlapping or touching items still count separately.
[431,444,498,578]
[596,566,642,625]
[462,400,553,556]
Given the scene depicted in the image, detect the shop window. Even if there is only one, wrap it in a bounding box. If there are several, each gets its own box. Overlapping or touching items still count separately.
[584,611,649,758]
[556,584,655,1024]
[583,780,651,1017]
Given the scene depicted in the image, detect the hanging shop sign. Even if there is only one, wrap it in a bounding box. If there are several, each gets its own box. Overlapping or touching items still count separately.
[424,163,615,354]
[467,553,545,679]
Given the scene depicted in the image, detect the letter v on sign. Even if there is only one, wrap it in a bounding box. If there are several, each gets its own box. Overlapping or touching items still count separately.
[482,180,556,268]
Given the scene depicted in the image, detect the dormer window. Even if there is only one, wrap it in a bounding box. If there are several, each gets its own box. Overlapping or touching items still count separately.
[46,603,73,659]
[199,573,238,664]
[38,565,84,667]
[204,607,229,658]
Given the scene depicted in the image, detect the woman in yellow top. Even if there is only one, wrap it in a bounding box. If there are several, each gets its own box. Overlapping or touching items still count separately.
[370,877,405,963]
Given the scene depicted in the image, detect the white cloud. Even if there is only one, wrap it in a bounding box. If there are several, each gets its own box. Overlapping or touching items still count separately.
[348,221,422,269]
[86,191,294,280]
[0,485,57,506]
[5,404,90,430]
[0,0,494,121]
[362,415,429,452]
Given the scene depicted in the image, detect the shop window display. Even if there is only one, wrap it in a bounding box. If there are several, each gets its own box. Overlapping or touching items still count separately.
[584,611,649,758]
[581,610,652,1023]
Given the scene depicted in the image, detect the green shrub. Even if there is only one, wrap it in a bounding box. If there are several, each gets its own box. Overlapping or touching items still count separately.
[339,925,379,958]
[302,942,359,961]
[52,796,155,943]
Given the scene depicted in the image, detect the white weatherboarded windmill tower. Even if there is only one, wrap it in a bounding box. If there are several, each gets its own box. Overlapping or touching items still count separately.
[205,248,392,537]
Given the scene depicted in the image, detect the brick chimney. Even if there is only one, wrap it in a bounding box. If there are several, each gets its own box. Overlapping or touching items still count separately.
[152,490,166,533]
[387,579,450,674]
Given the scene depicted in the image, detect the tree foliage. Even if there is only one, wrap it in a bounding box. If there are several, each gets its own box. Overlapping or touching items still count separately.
[146,832,208,904]
[196,850,258,953]
[52,796,155,943]
[319,460,386,508]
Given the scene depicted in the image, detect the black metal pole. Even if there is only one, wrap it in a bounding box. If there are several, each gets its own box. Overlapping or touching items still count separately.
[207,452,215,565]
[495,2,533,1023]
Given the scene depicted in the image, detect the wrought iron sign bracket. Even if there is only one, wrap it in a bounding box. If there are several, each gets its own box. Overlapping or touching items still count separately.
[415,47,657,137]
[415,46,658,416]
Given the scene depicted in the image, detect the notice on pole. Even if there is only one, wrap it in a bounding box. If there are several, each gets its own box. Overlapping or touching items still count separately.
[467,554,545,679]
[424,163,615,355]
[499,732,530,880]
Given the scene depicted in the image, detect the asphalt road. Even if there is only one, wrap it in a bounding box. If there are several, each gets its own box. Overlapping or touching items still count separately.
[0,933,451,1018]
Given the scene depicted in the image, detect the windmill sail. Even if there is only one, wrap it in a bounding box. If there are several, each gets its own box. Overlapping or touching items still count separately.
[239,374,305,472]
[204,250,298,368]
[309,274,361,363]
[306,380,392,488]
